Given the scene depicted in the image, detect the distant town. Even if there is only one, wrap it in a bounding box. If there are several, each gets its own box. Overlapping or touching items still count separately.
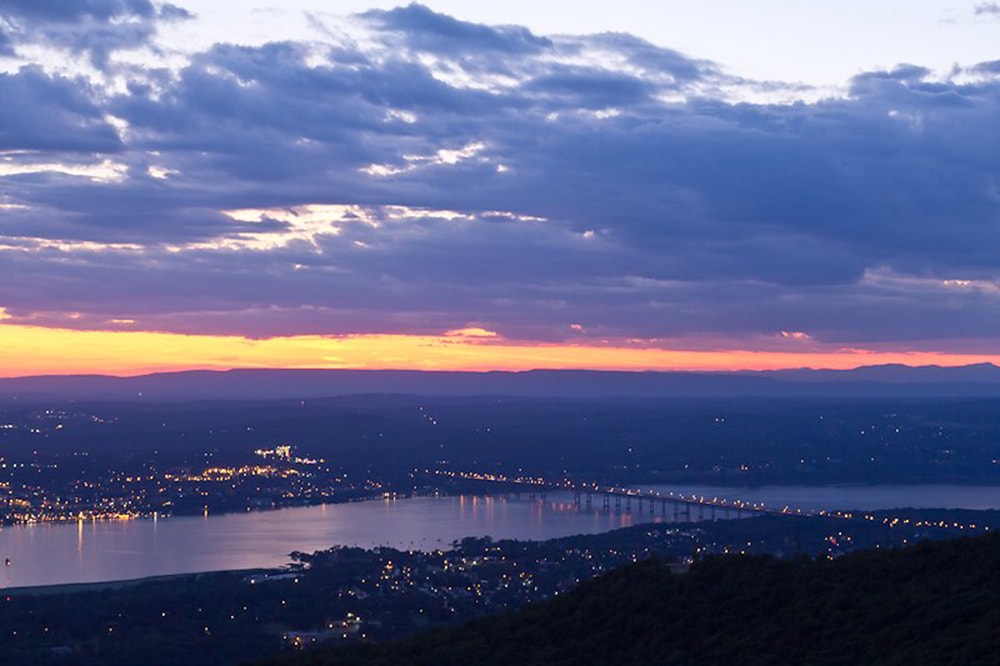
[1,395,998,525]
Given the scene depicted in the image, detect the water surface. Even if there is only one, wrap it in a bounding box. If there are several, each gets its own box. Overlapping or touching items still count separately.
[0,494,638,589]
[645,484,1000,512]
[2,485,997,589]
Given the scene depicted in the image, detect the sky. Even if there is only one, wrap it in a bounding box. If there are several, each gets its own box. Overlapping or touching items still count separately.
[1,1,999,376]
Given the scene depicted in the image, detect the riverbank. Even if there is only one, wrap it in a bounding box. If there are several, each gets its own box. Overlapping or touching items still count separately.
[0,490,398,528]
[2,568,279,596]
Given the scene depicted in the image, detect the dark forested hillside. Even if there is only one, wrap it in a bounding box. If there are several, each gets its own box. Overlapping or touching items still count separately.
[269,532,1000,666]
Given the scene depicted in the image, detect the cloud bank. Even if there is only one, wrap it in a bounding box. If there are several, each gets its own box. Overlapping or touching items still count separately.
[1,3,999,355]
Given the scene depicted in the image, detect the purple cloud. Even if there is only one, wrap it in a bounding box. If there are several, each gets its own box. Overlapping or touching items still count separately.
[360,3,552,54]
[0,6,999,352]
[0,67,124,152]
[0,0,191,68]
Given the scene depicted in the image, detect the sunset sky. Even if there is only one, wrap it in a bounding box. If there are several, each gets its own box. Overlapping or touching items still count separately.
[1,1,999,376]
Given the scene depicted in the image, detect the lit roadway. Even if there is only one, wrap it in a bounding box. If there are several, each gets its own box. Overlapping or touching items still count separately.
[433,469,992,534]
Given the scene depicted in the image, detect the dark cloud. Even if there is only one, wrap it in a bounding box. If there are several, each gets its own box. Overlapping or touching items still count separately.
[0,66,123,152]
[974,2,1000,16]
[1,0,155,22]
[1,6,999,350]
[0,28,15,57]
[0,0,191,68]
[157,4,192,21]
[973,59,1000,74]
[522,67,656,107]
[360,3,552,55]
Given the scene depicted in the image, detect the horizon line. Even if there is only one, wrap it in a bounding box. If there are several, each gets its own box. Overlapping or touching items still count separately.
[2,323,999,378]
[3,360,1000,382]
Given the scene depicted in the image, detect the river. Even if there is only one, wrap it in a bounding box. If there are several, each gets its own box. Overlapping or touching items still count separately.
[1,485,997,589]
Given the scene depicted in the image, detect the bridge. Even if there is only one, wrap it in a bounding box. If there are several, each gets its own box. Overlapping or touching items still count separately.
[433,470,812,520]
[566,485,802,520]
[432,469,993,535]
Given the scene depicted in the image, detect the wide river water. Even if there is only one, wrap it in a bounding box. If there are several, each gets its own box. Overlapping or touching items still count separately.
[1,485,998,590]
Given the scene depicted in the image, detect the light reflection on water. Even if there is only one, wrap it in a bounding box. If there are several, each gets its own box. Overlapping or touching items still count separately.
[0,493,659,589]
[644,484,1000,513]
[1,484,996,589]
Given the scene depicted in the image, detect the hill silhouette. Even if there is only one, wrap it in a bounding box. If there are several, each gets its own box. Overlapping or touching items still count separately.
[267,532,1000,665]
[3,363,1000,401]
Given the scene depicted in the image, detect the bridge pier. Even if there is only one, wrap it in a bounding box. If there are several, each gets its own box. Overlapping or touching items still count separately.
[488,482,801,523]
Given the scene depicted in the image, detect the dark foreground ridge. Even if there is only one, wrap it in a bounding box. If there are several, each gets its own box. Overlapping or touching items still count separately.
[266,532,1000,666]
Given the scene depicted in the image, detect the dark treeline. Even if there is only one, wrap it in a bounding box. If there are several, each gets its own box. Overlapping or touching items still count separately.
[270,531,1000,666]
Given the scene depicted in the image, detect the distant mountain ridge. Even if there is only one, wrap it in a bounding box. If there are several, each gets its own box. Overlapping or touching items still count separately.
[2,363,1000,401]
[761,362,1000,383]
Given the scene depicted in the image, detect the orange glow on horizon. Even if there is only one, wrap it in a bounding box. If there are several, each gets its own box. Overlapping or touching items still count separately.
[0,323,998,378]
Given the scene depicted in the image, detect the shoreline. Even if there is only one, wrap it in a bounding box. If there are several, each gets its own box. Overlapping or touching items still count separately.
[0,491,397,529]
[4,481,1000,529]
[2,567,277,597]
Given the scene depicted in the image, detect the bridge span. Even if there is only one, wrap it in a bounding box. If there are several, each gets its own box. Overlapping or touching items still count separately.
[432,470,994,535]
[434,470,814,520]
